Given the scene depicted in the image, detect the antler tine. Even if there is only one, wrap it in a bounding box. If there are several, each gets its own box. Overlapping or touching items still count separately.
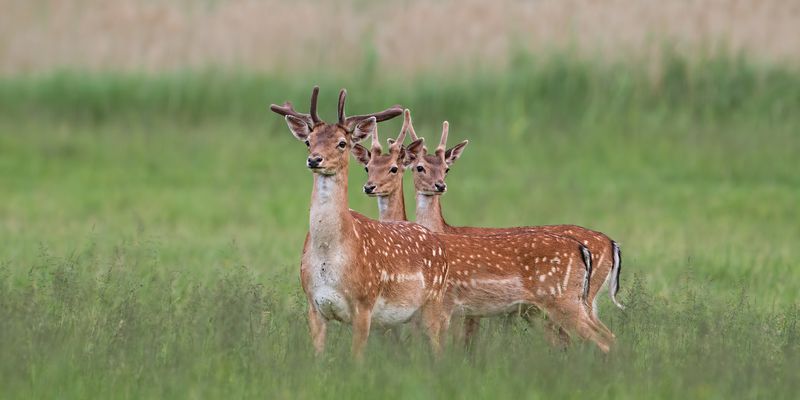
[310,86,321,124]
[401,110,428,152]
[269,101,313,127]
[437,121,449,152]
[268,101,298,116]
[345,105,404,131]
[405,111,419,141]
[393,109,412,147]
[337,89,347,125]
[371,120,383,153]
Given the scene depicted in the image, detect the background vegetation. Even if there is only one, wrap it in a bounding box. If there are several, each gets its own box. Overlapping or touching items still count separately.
[2,1,800,398]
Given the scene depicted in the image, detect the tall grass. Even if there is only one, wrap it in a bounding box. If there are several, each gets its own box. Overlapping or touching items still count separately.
[1,53,798,125]
[1,242,798,398]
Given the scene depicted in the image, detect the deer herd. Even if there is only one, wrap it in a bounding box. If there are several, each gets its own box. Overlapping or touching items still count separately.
[270,86,624,359]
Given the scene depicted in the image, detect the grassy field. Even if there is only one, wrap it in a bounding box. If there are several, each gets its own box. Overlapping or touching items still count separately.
[1,56,799,398]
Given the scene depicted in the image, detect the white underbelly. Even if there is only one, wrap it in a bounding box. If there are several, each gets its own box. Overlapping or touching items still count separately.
[371,296,422,326]
[454,300,527,317]
[451,277,529,317]
[370,272,427,326]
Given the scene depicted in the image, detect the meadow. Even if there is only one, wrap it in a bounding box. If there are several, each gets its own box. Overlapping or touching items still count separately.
[1,55,799,398]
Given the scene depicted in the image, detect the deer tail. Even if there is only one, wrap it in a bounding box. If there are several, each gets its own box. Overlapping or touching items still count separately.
[609,241,625,310]
[580,245,592,305]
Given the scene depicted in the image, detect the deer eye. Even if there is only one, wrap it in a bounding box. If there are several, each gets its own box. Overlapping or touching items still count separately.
[390,166,398,174]
[304,140,310,147]
[416,166,425,173]
[337,141,347,149]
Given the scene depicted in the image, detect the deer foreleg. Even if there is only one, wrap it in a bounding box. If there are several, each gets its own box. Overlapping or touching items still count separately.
[307,301,327,356]
[351,305,372,361]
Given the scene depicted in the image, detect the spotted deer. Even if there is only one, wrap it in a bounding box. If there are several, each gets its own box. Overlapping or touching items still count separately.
[403,117,622,345]
[353,110,613,352]
[270,88,451,359]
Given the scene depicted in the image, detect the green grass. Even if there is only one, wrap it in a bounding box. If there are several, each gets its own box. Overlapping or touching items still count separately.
[1,55,799,398]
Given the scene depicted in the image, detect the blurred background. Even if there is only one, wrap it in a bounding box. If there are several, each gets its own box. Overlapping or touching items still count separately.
[2,0,800,73]
[1,1,799,398]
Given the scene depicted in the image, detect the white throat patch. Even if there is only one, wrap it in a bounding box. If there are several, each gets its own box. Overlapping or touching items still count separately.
[415,194,441,231]
[309,176,344,243]
[377,196,391,219]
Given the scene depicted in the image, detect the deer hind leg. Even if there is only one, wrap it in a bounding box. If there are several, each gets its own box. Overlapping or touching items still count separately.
[588,259,617,342]
[590,313,616,344]
[388,327,404,344]
[517,306,570,349]
[463,317,480,349]
[584,293,616,344]
[307,302,327,356]
[439,312,451,350]
[420,300,449,357]
[542,318,571,349]
[450,316,464,345]
[547,301,612,354]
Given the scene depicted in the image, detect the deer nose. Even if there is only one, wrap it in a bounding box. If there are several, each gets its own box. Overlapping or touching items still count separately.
[363,184,376,194]
[307,155,323,168]
[434,182,447,192]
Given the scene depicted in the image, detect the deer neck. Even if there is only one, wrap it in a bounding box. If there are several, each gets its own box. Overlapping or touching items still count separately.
[377,181,407,222]
[309,173,354,249]
[415,194,447,233]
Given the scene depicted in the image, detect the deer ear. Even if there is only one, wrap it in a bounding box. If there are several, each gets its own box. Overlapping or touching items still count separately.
[285,115,311,141]
[445,140,469,166]
[397,145,407,163]
[403,138,425,167]
[387,138,396,146]
[352,117,377,144]
[351,144,371,166]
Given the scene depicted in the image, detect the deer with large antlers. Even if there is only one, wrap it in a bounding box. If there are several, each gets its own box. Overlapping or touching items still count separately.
[353,110,613,352]
[270,88,451,359]
[399,115,622,346]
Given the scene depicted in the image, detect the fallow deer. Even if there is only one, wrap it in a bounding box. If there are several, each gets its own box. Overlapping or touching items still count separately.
[270,88,451,359]
[403,117,622,345]
[353,110,613,352]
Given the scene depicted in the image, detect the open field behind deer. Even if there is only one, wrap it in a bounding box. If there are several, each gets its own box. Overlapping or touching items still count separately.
[2,0,800,74]
[1,57,799,398]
